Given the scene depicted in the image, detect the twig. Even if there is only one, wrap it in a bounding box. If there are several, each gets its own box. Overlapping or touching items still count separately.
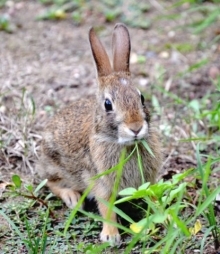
[20,192,55,218]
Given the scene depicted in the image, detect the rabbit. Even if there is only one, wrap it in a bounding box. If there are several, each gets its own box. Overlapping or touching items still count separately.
[37,23,162,245]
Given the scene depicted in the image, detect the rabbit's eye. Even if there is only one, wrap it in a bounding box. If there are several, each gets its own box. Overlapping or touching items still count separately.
[104,99,113,111]
[141,94,145,106]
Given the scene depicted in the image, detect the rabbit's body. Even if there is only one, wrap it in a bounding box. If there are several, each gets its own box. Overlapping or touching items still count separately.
[37,24,162,245]
[39,97,96,193]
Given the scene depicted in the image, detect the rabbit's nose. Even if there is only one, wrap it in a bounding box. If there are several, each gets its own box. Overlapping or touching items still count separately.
[130,127,142,136]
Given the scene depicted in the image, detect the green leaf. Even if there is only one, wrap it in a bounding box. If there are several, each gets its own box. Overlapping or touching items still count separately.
[99,198,134,224]
[193,9,220,34]
[152,95,161,115]
[137,55,146,63]
[186,58,209,74]
[119,187,137,196]
[0,210,29,250]
[169,210,190,236]
[114,196,134,204]
[30,96,36,116]
[172,168,194,184]
[74,208,134,235]
[141,140,155,158]
[138,182,150,191]
[188,99,200,114]
[12,175,21,188]
[45,192,54,201]
[72,11,83,25]
[34,179,48,195]
[196,186,220,216]
[136,143,145,184]
[168,183,187,202]
[25,184,33,192]
[148,180,172,199]
[64,182,94,235]
[151,213,167,224]
[104,8,120,22]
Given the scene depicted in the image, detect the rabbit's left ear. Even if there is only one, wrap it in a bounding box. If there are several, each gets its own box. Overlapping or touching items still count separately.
[112,23,131,73]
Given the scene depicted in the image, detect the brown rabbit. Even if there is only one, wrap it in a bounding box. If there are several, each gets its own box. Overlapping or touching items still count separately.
[37,23,162,245]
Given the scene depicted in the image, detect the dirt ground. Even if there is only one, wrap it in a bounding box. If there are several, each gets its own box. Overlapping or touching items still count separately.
[1,0,218,178]
[0,0,219,253]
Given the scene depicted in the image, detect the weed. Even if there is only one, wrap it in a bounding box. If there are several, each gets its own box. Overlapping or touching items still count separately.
[0,14,15,33]
[38,0,152,28]
[2,99,220,252]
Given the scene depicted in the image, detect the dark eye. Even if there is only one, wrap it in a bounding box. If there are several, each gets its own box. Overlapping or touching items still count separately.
[141,94,145,106]
[104,98,113,111]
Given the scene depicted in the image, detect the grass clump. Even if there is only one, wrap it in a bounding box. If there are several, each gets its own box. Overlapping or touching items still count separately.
[1,129,220,253]
[37,0,152,28]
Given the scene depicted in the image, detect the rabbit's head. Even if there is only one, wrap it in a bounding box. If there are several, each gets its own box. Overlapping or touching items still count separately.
[89,24,150,145]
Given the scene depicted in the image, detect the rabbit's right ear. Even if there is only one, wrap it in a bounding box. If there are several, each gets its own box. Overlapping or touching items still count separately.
[89,28,112,77]
[112,23,130,73]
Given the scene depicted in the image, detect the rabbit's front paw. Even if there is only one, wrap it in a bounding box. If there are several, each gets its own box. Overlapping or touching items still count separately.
[100,225,121,245]
[60,189,81,209]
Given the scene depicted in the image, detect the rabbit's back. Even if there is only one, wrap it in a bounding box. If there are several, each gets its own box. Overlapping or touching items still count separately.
[38,96,97,191]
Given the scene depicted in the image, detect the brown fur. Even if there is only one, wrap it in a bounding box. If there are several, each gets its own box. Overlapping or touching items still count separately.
[37,23,162,245]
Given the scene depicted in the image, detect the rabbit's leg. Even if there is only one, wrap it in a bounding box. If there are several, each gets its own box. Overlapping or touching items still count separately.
[97,200,121,244]
[47,180,81,209]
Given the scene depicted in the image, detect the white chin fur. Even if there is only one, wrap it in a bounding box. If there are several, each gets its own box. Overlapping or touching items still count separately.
[118,137,135,145]
[117,136,146,145]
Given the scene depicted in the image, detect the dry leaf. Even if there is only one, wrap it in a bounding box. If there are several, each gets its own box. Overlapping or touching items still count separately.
[189,219,202,235]
[0,182,10,197]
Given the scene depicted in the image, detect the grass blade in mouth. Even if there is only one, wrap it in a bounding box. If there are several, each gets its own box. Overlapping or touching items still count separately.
[141,139,155,158]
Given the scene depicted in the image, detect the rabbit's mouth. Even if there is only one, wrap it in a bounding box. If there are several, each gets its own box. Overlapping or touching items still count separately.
[118,136,146,145]
[117,121,148,145]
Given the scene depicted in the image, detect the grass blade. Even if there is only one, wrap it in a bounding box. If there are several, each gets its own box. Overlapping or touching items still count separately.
[141,139,155,158]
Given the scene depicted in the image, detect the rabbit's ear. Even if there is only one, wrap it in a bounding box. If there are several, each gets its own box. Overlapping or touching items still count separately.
[112,23,130,73]
[89,28,112,77]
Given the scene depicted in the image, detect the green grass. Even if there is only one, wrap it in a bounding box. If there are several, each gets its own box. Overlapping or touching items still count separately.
[1,100,220,252]
[37,0,152,28]
[1,146,220,252]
